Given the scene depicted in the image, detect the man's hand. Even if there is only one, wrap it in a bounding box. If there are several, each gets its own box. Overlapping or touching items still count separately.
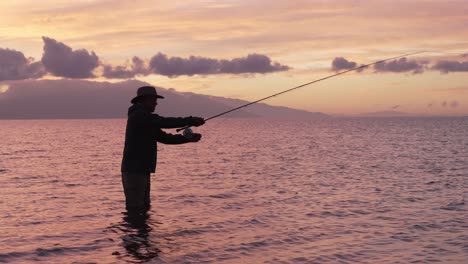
[187,133,202,142]
[190,117,205,127]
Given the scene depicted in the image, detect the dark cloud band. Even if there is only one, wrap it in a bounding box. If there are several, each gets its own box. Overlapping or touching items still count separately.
[101,52,290,78]
[432,60,468,73]
[2,38,290,80]
[102,53,290,78]
[332,57,357,71]
[149,53,290,77]
[374,57,424,73]
[0,48,45,81]
[331,56,429,74]
[41,37,99,78]
[102,56,148,79]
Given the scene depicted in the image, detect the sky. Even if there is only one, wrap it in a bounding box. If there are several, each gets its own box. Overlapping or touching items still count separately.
[1,0,468,116]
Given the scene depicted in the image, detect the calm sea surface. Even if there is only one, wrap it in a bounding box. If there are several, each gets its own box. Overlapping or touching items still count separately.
[0,117,467,263]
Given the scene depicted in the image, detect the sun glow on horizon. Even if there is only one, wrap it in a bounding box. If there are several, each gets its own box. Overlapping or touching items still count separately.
[0,0,467,115]
[0,84,9,93]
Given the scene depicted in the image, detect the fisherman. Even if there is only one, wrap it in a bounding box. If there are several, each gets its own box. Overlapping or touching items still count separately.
[121,86,205,213]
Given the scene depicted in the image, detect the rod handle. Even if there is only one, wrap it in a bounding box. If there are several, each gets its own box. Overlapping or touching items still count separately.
[176,125,191,132]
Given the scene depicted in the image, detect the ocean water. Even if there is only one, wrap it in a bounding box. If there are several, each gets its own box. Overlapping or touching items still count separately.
[0,117,466,264]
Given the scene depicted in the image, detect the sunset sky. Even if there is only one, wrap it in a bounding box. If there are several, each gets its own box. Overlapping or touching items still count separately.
[1,0,468,115]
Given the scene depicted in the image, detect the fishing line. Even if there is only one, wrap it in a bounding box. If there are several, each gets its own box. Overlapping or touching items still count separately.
[177,50,426,133]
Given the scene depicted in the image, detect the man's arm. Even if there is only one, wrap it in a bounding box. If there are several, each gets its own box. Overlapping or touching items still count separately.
[154,128,201,144]
[151,114,205,129]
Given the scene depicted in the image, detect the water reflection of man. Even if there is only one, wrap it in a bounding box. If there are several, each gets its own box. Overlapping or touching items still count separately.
[121,86,204,213]
[119,212,160,262]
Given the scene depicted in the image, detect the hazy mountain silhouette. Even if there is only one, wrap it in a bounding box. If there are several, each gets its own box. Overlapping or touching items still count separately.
[359,111,413,117]
[0,79,327,119]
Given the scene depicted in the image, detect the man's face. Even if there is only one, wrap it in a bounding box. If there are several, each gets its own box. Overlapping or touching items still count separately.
[142,96,158,112]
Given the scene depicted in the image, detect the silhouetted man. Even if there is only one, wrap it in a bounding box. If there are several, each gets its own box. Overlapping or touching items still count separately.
[121,86,204,213]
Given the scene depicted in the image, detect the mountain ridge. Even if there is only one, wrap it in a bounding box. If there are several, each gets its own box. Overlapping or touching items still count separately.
[0,79,327,120]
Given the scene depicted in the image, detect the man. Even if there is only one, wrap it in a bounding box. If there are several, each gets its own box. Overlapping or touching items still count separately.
[121,86,205,213]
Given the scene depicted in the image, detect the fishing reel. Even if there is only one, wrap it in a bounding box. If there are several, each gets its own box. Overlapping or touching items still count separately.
[177,125,197,140]
[182,127,194,139]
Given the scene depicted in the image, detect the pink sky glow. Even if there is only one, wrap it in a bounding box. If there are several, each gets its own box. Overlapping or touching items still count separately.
[1,0,467,115]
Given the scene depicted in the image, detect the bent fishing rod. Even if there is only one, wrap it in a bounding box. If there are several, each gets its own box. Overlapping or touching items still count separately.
[176,50,425,133]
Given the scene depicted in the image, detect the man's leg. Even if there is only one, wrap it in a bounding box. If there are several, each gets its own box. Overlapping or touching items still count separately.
[121,172,150,213]
[143,173,151,211]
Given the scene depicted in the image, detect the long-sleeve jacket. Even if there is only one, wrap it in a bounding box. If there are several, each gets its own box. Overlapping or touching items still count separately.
[121,103,195,173]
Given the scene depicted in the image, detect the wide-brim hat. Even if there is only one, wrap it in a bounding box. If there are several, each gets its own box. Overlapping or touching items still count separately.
[131,86,164,104]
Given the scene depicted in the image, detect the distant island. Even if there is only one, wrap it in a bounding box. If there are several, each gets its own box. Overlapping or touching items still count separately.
[358,111,415,117]
[0,79,327,120]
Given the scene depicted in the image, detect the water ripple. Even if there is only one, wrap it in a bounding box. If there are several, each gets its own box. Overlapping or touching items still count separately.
[0,117,466,263]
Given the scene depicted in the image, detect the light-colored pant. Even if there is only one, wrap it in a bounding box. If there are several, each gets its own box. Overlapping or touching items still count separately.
[121,172,151,212]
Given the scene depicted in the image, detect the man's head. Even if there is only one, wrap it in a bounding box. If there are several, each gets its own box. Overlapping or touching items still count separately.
[131,86,164,112]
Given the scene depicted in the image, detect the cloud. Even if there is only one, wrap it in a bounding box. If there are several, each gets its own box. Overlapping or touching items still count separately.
[219,53,290,74]
[102,64,135,79]
[441,100,459,108]
[0,48,45,81]
[391,105,400,109]
[149,53,289,77]
[3,38,290,80]
[450,100,459,108]
[149,53,218,77]
[431,60,468,73]
[374,57,424,73]
[102,56,149,79]
[41,37,99,78]
[101,52,290,79]
[331,57,356,71]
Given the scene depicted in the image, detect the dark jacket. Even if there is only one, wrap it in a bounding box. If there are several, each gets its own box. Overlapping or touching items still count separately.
[121,104,195,173]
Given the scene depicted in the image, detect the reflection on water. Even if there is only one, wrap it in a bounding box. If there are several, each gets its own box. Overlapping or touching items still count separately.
[108,211,161,263]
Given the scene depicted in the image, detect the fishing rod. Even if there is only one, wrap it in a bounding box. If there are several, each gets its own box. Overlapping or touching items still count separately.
[177,50,426,133]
